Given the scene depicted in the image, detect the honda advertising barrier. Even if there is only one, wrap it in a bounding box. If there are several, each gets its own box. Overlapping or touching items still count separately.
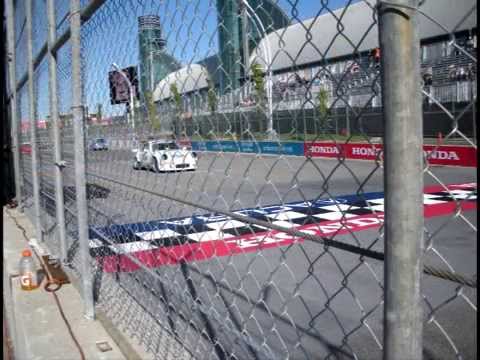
[186,141,476,167]
[304,142,477,167]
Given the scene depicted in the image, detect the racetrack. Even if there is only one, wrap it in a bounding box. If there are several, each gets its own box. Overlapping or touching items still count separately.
[83,149,475,222]
[38,148,477,359]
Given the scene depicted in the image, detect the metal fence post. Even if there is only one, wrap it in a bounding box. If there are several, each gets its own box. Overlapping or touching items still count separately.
[471,78,476,145]
[47,0,68,263]
[6,0,23,211]
[70,0,95,319]
[25,0,44,243]
[378,1,424,359]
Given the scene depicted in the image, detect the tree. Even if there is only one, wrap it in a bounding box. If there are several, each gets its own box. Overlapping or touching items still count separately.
[206,77,219,138]
[170,83,183,137]
[317,88,330,131]
[206,78,217,114]
[144,91,161,131]
[250,62,267,135]
[170,83,182,114]
[96,103,102,123]
[251,62,265,108]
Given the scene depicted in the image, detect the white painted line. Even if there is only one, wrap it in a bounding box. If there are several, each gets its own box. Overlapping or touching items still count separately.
[451,194,476,200]
[206,219,247,230]
[271,220,298,228]
[367,204,384,212]
[423,194,445,199]
[109,241,154,254]
[136,229,181,241]
[318,204,361,211]
[89,238,103,248]
[313,212,356,221]
[423,198,447,205]
[187,230,235,242]
[266,211,307,221]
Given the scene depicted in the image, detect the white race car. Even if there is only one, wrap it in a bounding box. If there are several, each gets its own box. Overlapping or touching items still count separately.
[133,140,197,172]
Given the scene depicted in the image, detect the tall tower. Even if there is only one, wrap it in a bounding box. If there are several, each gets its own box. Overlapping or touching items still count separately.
[138,15,172,96]
[216,0,241,95]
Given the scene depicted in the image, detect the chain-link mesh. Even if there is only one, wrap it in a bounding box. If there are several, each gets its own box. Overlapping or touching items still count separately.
[416,2,477,359]
[33,57,57,251]
[7,0,476,359]
[53,37,81,270]
[17,83,33,210]
[31,0,47,57]
[78,1,388,358]
[14,0,31,211]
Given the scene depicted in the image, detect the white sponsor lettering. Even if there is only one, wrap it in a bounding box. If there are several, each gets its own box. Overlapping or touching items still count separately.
[351,147,380,156]
[165,218,193,226]
[449,183,476,188]
[229,215,386,249]
[424,150,460,161]
[346,217,383,227]
[254,206,292,215]
[273,229,316,240]
[309,145,339,154]
[234,236,280,248]
[197,214,230,222]
[316,223,351,234]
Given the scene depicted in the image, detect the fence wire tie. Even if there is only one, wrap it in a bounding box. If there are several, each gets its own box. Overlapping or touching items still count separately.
[55,160,67,169]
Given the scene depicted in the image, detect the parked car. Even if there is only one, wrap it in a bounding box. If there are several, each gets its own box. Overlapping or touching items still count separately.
[89,138,108,151]
[133,140,197,172]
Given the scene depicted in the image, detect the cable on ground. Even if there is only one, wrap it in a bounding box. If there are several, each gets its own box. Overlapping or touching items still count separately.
[5,209,86,360]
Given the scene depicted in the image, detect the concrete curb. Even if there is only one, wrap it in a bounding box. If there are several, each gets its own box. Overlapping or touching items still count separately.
[2,207,131,360]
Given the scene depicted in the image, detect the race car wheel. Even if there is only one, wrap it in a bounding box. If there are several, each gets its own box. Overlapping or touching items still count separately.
[153,158,161,173]
[133,160,141,170]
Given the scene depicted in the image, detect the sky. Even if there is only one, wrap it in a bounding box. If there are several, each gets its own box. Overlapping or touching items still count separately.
[17,0,358,121]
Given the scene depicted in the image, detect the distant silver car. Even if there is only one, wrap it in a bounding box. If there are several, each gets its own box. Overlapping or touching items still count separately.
[133,140,197,172]
[89,138,108,151]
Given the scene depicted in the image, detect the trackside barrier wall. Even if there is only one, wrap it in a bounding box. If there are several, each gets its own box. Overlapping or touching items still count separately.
[189,140,304,156]
[189,141,477,167]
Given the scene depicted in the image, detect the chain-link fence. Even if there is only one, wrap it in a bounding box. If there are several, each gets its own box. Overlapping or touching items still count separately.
[416,2,477,358]
[5,0,477,359]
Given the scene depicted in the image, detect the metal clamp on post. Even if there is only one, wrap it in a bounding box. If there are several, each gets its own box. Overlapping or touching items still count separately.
[55,160,67,169]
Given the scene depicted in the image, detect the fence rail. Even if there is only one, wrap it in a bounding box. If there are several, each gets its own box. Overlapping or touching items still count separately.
[5,0,477,359]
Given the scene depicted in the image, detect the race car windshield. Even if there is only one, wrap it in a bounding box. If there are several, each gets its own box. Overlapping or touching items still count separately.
[96,139,106,143]
[153,142,178,151]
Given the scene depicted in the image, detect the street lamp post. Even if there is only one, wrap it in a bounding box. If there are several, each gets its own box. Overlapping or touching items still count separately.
[241,2,250,88]
[111,63,135,130]
[150,51,154,92]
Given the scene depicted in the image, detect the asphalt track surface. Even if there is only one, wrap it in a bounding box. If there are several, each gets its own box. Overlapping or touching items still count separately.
[36,149,477,360]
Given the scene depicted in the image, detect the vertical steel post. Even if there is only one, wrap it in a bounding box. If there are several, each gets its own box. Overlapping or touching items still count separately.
[6,0,23,211]
[26,0,43,243]
[241,4,250,78]
[70,0,95,319]
[379,1,424,359]
[346,95,350,137]
[47,0,68,262]
[470,78,476,144]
